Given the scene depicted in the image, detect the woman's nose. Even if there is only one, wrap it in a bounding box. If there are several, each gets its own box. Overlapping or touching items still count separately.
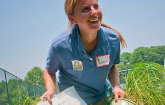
[90,6,97,16]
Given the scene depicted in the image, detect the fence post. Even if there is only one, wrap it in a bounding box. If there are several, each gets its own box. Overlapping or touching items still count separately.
[25,81,29,96]
[33,83,35,99]
[164,57,165,68]
[164,57,165,79]
[4,70,9,104]
[17,78,22,104]
[38,85,39,97]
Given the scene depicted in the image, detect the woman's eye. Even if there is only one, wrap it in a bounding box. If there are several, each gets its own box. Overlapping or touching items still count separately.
[82,7,90,11]
[94,4,99,9]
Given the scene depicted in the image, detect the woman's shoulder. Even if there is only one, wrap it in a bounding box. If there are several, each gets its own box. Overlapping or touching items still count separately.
[51,29,71,45]
[100,26,119,40]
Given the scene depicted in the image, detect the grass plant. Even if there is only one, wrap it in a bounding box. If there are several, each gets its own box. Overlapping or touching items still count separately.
[124,62,165,105]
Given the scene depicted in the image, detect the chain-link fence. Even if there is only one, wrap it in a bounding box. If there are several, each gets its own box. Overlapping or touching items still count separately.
[0,68,131,105]
[0,68,130,105]
[0,68,59,105]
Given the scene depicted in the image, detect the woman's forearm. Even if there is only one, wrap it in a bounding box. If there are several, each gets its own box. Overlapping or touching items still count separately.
[44,67,56,93]
[108,65,126,102]
[108,64,120,87]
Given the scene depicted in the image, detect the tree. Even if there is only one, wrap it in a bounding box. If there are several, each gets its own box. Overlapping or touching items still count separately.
[24,67,45,85]
[129,46,165,66]
[118,46,165,70]
[120,52,132,65]
[118,52,132,70]
[152,46,165,65]
[0,80,8,105]
[117,62,126,70]
[12,84,32,105]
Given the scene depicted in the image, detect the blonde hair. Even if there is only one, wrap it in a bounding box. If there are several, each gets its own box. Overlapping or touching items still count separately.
[64,0,127,48]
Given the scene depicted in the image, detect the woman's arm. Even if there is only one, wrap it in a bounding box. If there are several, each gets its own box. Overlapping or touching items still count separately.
[108,64,126,102]
[40,67,56,104]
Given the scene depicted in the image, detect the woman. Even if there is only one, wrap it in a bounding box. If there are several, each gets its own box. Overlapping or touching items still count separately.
[40,0,127,104]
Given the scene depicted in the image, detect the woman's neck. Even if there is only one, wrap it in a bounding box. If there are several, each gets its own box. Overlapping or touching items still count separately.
[79,29,97,45]
[79,29,98,55]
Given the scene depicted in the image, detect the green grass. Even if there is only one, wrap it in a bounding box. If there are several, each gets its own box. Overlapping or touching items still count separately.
[124,62,165,105]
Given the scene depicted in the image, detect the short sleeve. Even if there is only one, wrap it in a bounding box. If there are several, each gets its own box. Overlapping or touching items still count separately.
[46,44,61,74]
[113,40,121,64]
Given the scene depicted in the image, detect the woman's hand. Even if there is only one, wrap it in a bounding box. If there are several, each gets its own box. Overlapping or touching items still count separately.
[108,65,127,102]
[113,87,126,102]
[40,89,54,104]
[40,68,56,104]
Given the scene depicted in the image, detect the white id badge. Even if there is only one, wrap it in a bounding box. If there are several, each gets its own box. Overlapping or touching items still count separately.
[95,54,110,67]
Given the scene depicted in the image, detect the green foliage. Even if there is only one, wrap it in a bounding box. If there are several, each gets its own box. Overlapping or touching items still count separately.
[0,68,46,105]
[124,62,165,105]
[0,78,46,105]
[12,84,32,105]
[129,46,165,65]
[117,62,126,70]
[0,80,8,105]
[12,88,21,105]
[118,52,132,70]
[120,52,132,65]
[25,66,45,85]
[21,85,32,105]
[7,79,18,105]
[30,97,41,105]
[118,46,165,70]
[0,92,8,105]
[119,71,128,84]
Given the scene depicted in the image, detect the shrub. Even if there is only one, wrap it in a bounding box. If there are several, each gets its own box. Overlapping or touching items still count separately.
[124,62,165,105]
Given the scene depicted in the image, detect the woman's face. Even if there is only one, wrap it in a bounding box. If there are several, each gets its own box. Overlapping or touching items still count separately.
[70,0,102,32]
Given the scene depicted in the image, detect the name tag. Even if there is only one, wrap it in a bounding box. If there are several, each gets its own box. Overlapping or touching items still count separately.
[95,54,110,67]
[72,60,83,71]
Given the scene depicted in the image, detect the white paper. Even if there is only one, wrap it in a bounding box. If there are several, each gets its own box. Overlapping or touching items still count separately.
[36,86,87,105]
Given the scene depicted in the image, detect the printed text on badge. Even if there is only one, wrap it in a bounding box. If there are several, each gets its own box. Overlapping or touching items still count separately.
[95,54,110,67]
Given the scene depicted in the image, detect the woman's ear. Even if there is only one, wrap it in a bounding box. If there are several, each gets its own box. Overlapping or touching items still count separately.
[68,15,77,24]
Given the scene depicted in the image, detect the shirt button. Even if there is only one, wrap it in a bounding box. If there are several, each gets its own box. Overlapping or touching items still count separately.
[90,58,93,60]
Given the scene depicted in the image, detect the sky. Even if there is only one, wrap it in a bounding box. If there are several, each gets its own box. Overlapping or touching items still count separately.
[0,0,165,79]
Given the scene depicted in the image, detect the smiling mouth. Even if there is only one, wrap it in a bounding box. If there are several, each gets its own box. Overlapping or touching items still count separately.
[88,18,99,23]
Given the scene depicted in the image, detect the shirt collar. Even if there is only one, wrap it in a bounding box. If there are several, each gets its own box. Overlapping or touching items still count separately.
[72,25,109,53]
[97,26,109,49]
[72,25,86,53]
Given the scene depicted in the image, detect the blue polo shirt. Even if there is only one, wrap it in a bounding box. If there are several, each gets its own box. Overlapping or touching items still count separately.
[46,25,120,104]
